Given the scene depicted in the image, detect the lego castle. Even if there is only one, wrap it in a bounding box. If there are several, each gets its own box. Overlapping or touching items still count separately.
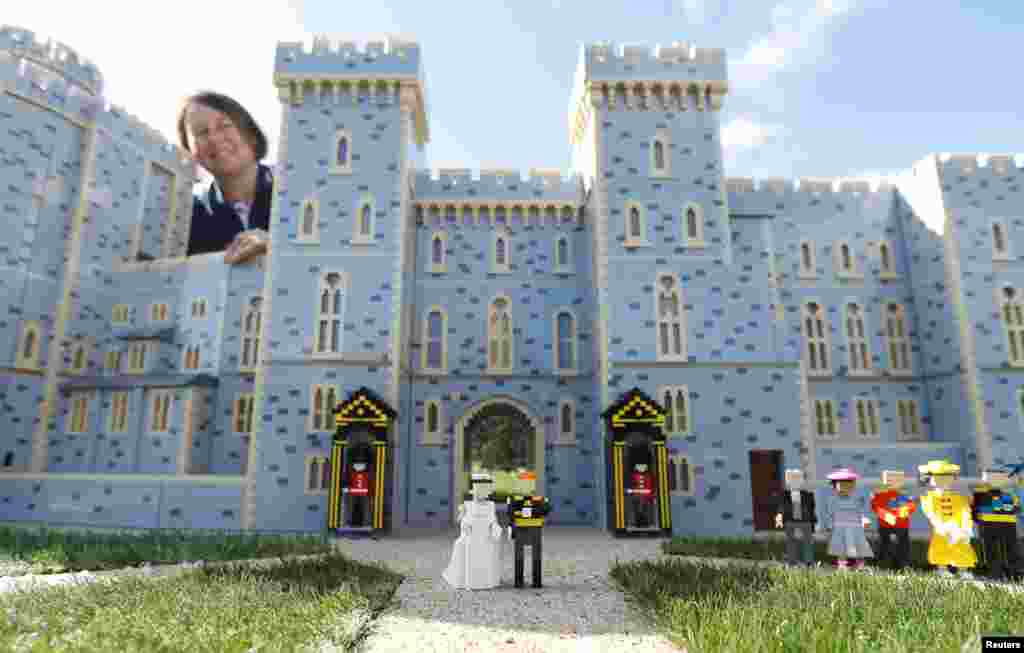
[0,24,1021,537]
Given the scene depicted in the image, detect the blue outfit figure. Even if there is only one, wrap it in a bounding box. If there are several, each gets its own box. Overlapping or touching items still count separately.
[823,467,874,569]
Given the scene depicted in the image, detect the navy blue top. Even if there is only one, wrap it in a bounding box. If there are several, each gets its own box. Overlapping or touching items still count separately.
[187,164,274,256]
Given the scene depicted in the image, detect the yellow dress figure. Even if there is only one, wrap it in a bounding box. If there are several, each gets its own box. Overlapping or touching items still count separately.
[918,460,977,575]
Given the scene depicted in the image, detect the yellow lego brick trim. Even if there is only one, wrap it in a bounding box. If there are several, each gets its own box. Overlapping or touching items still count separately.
[513,518,545,527]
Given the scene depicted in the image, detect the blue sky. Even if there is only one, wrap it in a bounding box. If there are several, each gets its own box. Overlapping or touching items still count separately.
[7,1,1024,230]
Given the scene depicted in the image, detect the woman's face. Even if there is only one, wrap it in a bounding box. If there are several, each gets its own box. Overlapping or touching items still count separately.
[185,103,256,180]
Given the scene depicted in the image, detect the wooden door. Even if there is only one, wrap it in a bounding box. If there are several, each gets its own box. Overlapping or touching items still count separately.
[749,450,783,531]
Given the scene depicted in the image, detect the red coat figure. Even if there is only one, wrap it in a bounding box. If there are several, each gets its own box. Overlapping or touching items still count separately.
[629,463,656,529]
[631,466,655,503]
[348,461,370,528]
[349,464,369,496]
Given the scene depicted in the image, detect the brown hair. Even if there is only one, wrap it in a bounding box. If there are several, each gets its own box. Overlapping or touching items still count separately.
[176,91,268,160]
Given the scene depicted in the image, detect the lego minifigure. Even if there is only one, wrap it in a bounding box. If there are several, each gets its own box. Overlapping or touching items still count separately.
[442,473,505,590]
[508,495,552,588]
[918,460,976,578]
[972,470,1021,579]
[348,459,370,527]
[823,468,874,570]
[628,462,655,528]
[870,470,916,571]
[772,469,817,567]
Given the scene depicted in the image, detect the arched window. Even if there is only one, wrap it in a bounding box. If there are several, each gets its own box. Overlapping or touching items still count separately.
[316,273,344,354]
[301,202,316,237]
[311,384,337,431]
[803,302,830,374]
[71,344,86,373]
[359,204,372,237]
[331,130,353,175]
[556,237,569,268]
[657,275,685,359]
[308,458,319,490]
[556,311,576,370]
[845,304,870,373]
[425,309,444,370]
[556,399,576,445]
[432,235,443,265]
[430,230,448,272]
[838,243,853,272]
[17,322,40,369]
[654,141,665,170]
[799,241,816,276]
[685,205,702,242]
[879,242,893,274]
[661,386,690,434]
[629,207,641,239]
[240,297,262,369]
[1003,288,1024,365]
[496,237,506,266]
[2,452,13,467]
[427,402,438,433]
[886,303,911,372]
[23,330,35,360]
[994,223,1007,256]
[488,298,513,371]
[337,137,348,166]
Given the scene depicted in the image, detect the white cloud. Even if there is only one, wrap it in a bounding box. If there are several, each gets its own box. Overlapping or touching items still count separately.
[732,0,862,88]
[4,1,310,166]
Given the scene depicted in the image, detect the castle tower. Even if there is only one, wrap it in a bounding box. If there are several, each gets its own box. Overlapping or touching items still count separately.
[241,35,428,530]
[568,42,732,530]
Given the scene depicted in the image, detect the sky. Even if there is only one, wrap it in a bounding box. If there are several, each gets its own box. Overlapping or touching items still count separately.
[6,1,1023,234]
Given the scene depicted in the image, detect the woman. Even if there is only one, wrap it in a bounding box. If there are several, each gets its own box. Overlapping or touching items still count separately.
[176,91,271,263]
[823,467,874,569]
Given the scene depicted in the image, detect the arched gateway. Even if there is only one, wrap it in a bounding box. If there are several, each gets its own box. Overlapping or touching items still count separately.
[453,397,545,524]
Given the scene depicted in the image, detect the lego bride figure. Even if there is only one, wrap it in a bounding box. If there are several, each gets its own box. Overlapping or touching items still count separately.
[442,473,506,589]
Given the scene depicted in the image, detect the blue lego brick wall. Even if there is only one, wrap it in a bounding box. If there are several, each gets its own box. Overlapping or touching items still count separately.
[0,476,242,529]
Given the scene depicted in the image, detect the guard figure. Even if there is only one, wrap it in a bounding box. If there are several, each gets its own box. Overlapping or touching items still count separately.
[629,463,655,528]
[508,495,552,588]
[348,458,370,527]
[870,470,916,571]
[973,470,1021,580]
[772,469,817,567]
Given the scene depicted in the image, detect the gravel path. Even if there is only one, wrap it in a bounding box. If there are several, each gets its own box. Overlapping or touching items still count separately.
[323,527,686,653]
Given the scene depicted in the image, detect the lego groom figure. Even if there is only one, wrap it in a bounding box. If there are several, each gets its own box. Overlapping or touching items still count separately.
[870,470,917,570]
[773,469,817,567]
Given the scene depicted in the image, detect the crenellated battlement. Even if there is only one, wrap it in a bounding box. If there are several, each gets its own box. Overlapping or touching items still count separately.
[0,25,102,96]
[936,153,1024,177]
[586,41,726,77]
[724,177,898,196]
[274,34,422,81]
[413,168,582,202]
[2,61,192,174]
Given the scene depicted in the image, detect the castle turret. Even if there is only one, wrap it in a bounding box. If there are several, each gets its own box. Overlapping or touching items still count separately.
[242,35,429,530]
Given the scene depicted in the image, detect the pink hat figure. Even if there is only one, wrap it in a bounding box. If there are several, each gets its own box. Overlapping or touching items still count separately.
[827,468,859,482]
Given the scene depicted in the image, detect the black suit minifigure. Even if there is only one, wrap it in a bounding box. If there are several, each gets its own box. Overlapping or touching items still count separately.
[772,487,817,566]
[508,495,551,588]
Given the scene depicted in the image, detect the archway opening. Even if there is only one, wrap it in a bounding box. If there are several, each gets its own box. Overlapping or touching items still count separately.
[460,402,537,506]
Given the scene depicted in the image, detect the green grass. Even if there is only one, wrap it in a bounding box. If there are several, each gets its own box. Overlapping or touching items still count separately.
[0,525,334,575]
[0,551,404,653]
[610,556,1024,653]
[663,535,937,572]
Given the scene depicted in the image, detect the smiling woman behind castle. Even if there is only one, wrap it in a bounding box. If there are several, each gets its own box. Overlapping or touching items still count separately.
[176,91,272,263]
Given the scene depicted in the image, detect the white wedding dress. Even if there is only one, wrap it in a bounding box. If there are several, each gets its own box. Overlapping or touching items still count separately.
[442,499,505,589]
